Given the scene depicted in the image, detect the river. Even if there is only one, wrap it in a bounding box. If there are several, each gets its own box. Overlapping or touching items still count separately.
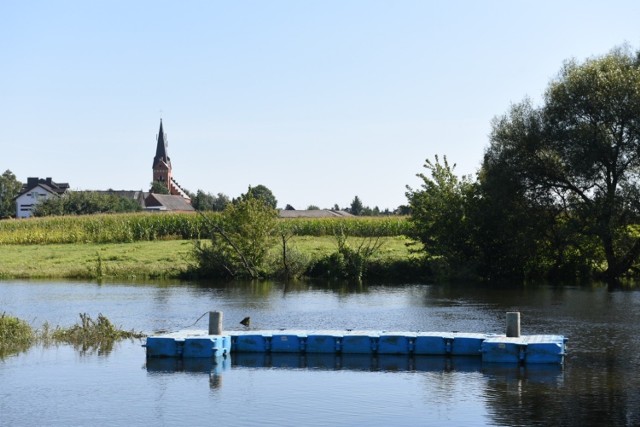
[0,279,638,426]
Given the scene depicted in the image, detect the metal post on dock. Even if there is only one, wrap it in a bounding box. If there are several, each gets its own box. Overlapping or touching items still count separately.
[209,311,223,335]
[506,312,520,337]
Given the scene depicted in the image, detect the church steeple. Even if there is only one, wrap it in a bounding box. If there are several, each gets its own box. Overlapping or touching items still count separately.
[152,119,173,190]
[153,119,171,168]
[150,120,190,200]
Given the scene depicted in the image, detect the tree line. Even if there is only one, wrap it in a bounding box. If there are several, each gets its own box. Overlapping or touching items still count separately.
[407,47,640,285]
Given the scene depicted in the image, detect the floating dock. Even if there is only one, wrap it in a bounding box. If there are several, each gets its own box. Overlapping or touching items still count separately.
[145,311,566,365]
[145,329,566,364]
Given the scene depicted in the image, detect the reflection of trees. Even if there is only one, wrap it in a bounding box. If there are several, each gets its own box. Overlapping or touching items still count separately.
[188,278,371,299]
[483,365,562,426]
[482,363,639,426]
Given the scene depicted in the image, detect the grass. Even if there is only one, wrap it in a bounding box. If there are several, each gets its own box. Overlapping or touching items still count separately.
[0,240,194,279]
[0,236,418,280]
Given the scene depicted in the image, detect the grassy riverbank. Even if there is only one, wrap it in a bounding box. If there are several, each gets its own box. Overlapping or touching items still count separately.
[0,236,417,280]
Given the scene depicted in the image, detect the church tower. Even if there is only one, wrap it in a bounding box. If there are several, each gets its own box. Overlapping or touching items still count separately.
[152,119,172,188]
[151,120,190,200]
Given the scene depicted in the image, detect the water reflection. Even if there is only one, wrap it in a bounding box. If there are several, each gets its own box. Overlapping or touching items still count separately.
[145,354,563,383]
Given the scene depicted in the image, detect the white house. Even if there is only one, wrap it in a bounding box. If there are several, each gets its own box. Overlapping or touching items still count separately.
[15,177,70,218]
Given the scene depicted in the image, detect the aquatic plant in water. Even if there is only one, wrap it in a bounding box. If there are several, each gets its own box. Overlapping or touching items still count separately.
[49,313,146,355]
[0,312,35,358]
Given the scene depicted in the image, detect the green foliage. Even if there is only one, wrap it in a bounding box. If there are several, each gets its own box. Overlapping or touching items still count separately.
[191,197,278,279]
[150,181,170,194]
[191,190,229,211]
[0,170,22,219]
[47,313,144,355]
[240,184,277,209]
[40,313,145,354]
[406,155,476,277]
[1,312,144,357]
[273,225,309,280]
[33,191,141,217]
[350,195,363,216]
[0,313,34,358]
[483,46,640,282]
[307,228,384,282]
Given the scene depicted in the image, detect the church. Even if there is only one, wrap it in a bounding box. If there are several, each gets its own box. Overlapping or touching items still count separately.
[144,119,193,211]
[151,119,191,200]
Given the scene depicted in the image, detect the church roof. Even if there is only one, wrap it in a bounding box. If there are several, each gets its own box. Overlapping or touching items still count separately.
[152,119,171,168]
[145,193,194,211]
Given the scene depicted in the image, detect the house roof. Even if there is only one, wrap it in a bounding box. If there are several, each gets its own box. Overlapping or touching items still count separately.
[278,209,354,218]
[18,177,69,197]
[145,193,194,211]
[152,119,171,169]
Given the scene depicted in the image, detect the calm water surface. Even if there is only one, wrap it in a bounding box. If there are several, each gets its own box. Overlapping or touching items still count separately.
[1,279,639,426]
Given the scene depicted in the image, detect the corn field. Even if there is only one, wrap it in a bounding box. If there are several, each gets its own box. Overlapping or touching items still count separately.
[0,213,412,245]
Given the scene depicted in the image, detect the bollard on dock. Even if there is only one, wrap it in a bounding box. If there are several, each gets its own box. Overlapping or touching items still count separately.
[506,312,520,337]
[209,311,223,335]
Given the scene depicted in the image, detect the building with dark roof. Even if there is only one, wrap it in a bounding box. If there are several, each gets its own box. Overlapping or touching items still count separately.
[15,177,70,218]
[144,193,195,212]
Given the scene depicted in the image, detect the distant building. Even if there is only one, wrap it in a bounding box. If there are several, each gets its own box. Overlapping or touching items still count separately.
[152,120,190,200]
[278,209,353,218]
[145,193,195,212]
[15,177,70,218]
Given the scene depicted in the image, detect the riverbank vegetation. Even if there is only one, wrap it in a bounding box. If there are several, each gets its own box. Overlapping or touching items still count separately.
[0,313,144,358]
[0,235,416,280]
[0,207,417,281]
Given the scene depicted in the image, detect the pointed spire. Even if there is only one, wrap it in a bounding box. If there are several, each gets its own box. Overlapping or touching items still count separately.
[153,119,171,168]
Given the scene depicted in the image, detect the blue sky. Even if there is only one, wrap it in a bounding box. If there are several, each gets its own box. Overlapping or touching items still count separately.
[2,1,639,210]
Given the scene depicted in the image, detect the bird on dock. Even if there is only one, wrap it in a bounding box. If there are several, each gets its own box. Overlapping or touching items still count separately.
[240,316,251,328]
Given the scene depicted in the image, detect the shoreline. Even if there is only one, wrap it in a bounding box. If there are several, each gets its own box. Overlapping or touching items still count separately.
[0,236,416,281]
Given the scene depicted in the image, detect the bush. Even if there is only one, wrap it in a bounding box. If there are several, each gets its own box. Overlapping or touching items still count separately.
[190,197,278,279]
[306,231,384,282]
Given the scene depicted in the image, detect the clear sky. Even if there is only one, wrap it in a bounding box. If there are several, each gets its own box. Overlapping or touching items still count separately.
[1,1,639,210]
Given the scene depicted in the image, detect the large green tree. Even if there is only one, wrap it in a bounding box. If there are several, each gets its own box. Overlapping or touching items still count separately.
[150,181,170,194]
[191,190,229,211]
[350,196,363,216]
[240,185,277,209]
[406,155,476,277]
[0,170,22,218]
[484,47,640,282]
